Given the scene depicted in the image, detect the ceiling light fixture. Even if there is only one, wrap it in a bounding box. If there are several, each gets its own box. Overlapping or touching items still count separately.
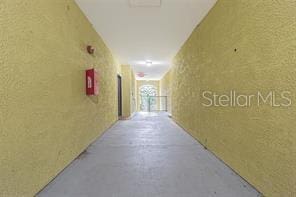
[129,0,161,7]
[146,61,152,66]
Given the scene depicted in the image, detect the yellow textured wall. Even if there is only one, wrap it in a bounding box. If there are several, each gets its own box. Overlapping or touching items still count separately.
[121,65,131,118]
[0,1,119,196]
[121,65,136,118]
[170,1,296,196]
[160,71,171,113]
[131,71,137,114]
[136,80,160,111]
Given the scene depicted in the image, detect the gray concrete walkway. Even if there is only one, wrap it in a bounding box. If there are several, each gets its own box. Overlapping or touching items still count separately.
[38,112,260,197]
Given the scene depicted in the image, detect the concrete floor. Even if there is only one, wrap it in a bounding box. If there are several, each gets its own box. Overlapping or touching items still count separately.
[38,112,260,197]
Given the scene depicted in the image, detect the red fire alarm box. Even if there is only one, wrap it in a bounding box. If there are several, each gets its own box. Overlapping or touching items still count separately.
[86,68,99,96]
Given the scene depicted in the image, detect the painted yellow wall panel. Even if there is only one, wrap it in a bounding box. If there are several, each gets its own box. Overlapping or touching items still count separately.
[160,71,171,113]
[121,65,131,118]
[0,0,119,196]
[121,65,136,118]
[170,1,296,196]
[131,70,137,114]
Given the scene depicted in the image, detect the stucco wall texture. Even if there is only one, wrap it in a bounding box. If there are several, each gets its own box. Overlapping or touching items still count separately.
[131,70,137,114]
[160,71,171,114]
[121,65,136,118]
[0,0,119,196]
[170,1,296,197]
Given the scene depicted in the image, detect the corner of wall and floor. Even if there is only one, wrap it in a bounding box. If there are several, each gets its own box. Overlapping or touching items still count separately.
[0,1,120,196]
[160,0,296,196]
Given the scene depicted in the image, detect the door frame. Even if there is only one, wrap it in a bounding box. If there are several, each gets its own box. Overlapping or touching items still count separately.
[117,75,122,117]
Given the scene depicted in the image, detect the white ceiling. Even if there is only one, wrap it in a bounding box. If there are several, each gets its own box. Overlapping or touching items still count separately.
[75,0,217,80]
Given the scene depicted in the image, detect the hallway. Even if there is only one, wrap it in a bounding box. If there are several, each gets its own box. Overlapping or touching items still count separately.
[38,113,259,197]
